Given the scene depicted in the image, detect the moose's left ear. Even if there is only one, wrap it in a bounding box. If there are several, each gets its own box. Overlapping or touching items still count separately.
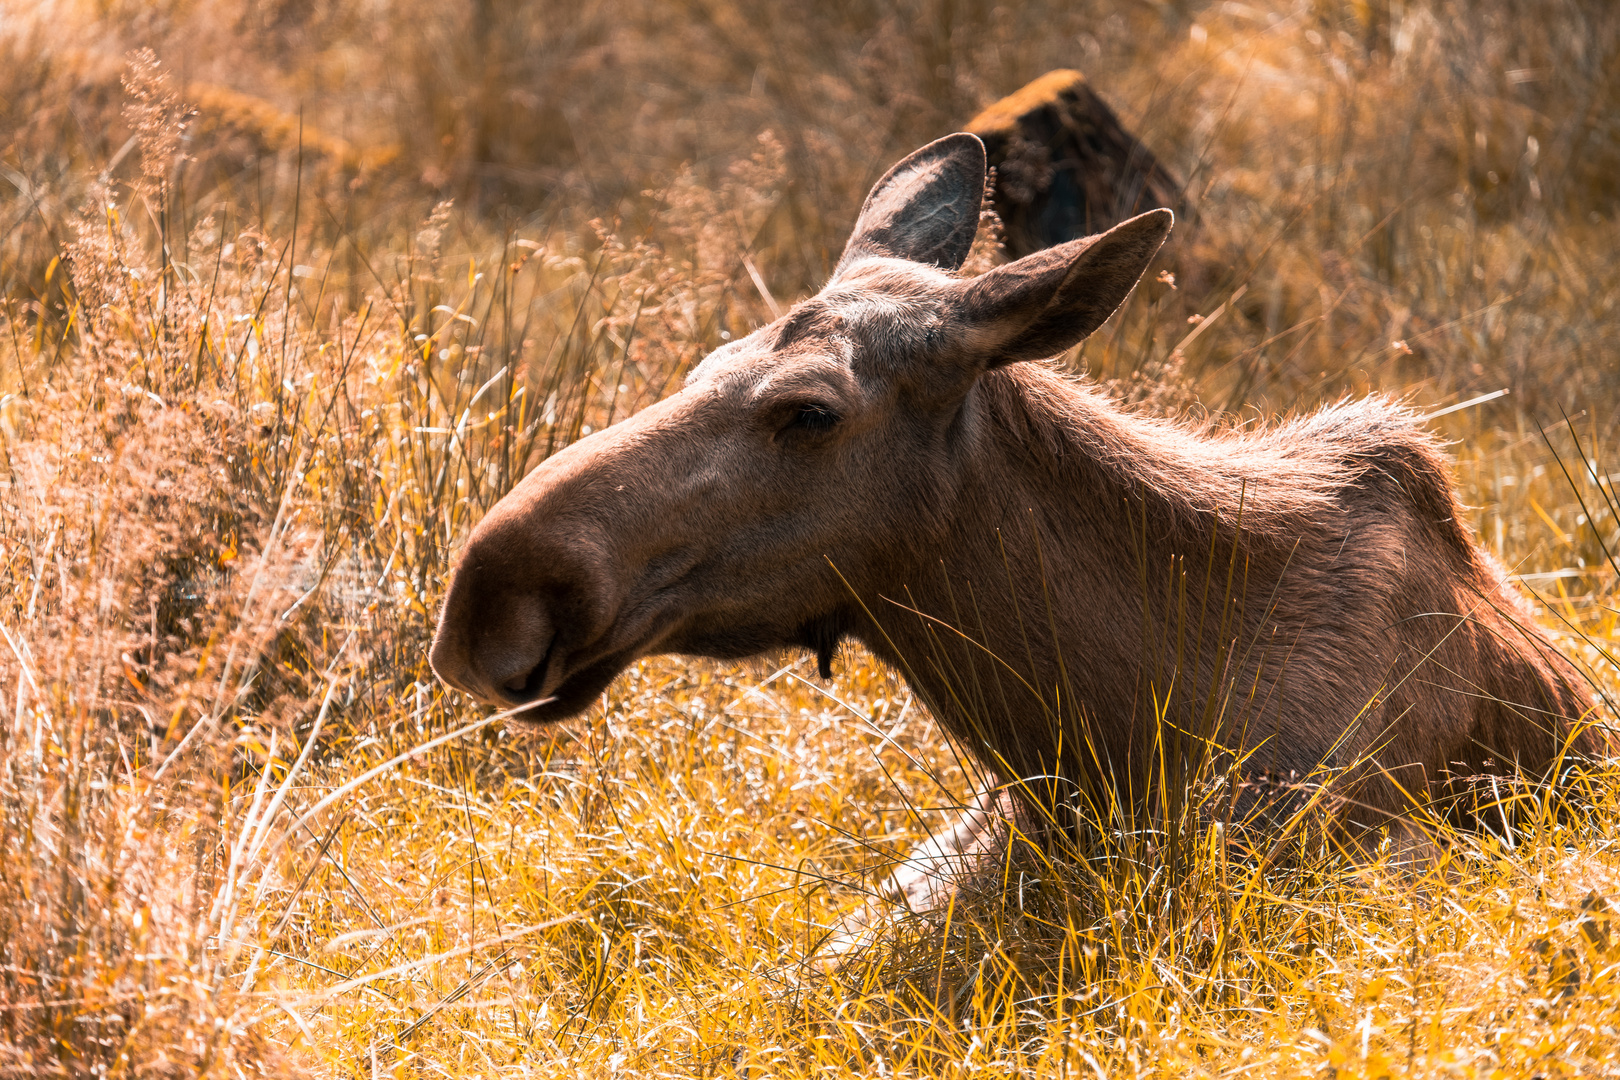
[953,209,1174,366]
[833,133,987,278]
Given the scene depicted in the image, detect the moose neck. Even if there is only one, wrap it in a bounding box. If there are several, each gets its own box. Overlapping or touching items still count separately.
[853,363,1303,794]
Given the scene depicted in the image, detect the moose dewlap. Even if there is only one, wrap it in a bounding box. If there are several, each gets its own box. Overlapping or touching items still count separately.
[432,133,1595,864]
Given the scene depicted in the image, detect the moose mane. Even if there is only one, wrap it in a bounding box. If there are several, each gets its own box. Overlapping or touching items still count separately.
[976,361,1479,561]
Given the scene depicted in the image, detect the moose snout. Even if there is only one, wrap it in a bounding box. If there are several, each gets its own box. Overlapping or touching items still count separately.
[429,405,687,714]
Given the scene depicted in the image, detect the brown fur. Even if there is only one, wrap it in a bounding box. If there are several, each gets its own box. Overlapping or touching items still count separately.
[874,364,1594,824]
[432,135,1597,856]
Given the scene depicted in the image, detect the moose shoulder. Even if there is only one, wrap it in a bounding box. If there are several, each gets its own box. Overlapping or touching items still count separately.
[431,133,1596,850]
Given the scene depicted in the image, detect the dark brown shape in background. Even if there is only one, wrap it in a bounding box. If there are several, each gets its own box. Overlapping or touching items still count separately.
[969,69,1188,258]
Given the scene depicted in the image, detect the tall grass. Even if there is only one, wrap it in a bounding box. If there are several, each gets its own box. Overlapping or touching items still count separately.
[1,0,1618,1075]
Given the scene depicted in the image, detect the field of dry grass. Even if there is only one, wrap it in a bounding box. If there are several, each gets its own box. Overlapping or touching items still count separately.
[2,0,1619,1075]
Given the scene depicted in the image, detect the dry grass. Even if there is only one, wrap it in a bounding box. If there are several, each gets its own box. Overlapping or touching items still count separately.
[1,0,1619,1076]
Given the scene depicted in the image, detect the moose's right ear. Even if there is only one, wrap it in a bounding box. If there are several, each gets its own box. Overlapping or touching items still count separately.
[832,133,987,278]
[952,209,1173,366]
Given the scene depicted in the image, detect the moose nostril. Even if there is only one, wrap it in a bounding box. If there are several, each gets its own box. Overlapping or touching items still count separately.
[498,633,556,702]
[502,662,546,700]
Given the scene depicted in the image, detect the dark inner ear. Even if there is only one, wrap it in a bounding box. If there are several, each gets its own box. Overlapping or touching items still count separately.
[833,133,987,277]
[956,208,1174,366]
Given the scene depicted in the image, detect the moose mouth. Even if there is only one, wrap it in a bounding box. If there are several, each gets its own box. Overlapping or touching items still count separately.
[501,646,640,724]
[495,610,847,726]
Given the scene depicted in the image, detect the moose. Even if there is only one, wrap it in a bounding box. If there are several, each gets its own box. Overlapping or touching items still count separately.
[431,134,1597,902]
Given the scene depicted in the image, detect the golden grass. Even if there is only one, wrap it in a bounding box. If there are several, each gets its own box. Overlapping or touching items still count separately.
[1,0,1618,1076]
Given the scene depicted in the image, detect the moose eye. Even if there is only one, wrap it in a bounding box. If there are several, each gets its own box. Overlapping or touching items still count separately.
[783,402,841,434]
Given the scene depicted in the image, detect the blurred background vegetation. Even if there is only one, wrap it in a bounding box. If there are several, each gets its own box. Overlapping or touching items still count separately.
[6,0,1620,408]
[1,0,1618,1075]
